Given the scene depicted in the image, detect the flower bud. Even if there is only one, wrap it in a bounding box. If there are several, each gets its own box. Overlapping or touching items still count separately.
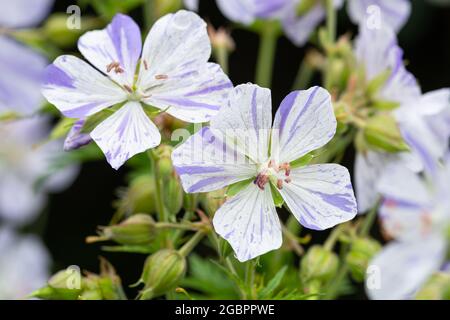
[200,189,226,216]
[364,114,409,153]
[115,174,156,215]
[100,214,157,245]
[139,249,186,299]
[208,25,235,53]
[31,269,82,300]
[345,237,381,282]
[300,245,339,283]
[158,145,184,216]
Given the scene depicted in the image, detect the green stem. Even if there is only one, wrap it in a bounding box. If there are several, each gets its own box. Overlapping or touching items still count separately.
[244,261,256,300]
[147,149,167,223]
[178,231,205,257]
[255,21,279,88]
[292,58,314,90]
[325,0,336,43]
[359,200,380,236]
[323,224,343,251]
[215,47,229,75]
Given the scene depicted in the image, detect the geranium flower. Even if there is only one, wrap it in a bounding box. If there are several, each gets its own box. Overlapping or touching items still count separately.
[366,158,450,300]
[0,0,53,115]
[42,11,232,169]
[172,84,357,262]
[184,0,344,46]
[347,0,411,32]
[0,227,50,299]
[0,117,78,225]
[354,25,450,212]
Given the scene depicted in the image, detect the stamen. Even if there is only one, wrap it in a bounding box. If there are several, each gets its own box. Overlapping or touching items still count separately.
[279,163,291,176]
[106,61,124,74]
[155,74,169,80]
[143,60,149,70]
[276,179,283,189]
[284,177,292,183]
[123,85,133,93]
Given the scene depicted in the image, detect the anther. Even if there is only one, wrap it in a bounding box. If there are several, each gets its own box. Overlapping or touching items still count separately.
[284,177,292,183]
[106,61,124,74]
[143,60,149,70]
[123,85,133,93]
[155,74,168,80]
[276,179,283,189]
[279,163,291,176]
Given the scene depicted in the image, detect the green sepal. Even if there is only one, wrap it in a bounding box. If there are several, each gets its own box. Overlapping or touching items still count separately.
[226,178,254,197]
[50,117,76,140]
[290,153,315,169]
[270,184,284,208]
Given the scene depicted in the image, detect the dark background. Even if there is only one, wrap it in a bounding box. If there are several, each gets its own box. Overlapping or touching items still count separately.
[40,0,450,299]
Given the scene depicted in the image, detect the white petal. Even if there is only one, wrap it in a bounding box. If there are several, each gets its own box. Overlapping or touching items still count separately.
[213,184,282,262]
[138,11,231,122]
[366,237,446,300]
[210,84,272,164]
[0,0,53,28]
[172,126,257,193]
[216,0,256,25]
[42,55,127,118]
[280,164,357,230]
[78,14,142,87]
[347,0,411,32]
[0,36,46,115]
[91,101,161,170]
[142,63,232,123]
[271,86,336,164]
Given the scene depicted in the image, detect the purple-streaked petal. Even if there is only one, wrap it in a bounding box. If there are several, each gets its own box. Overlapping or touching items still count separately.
[78,14,141,87]
[42,55,127,118]
[271,86,335,164]
[347,0,411,32]
[213,184,282,262]
[216,0,258,25]
[366,236,446,300]
[281,0,342,46]
[63,119,92,151]
[209,84,272,164]
[90,101,161,170]
[138,11,231,122]
[0,0,53,28]
[279,164,357,230]
[142,63,232,123]
[172,126,257,193]
[354,25,420,104]
[0,36,46,115]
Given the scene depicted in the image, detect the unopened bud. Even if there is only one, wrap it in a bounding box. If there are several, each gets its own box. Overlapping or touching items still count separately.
[345,237,381,282]
[300,245,339,283]
[31,268,82,300]
[200,189,226,216]
[115,175,156,215]
[364,114,409,152]
[99,214,156,245]
[139,249,186,299]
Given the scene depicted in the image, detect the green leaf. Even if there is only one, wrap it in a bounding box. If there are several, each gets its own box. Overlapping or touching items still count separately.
[226,178,254,197]
[258,266,288,299]
[50,117,76,140]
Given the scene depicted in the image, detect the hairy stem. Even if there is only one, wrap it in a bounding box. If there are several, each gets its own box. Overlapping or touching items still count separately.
[255,21,279,88]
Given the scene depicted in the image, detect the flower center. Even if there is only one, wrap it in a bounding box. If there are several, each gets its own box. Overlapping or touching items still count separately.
[254,160,291,190]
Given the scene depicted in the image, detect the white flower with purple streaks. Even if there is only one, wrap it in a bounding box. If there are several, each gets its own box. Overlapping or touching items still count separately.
[366,161,450,300]
[172,83,357,262]
[0,117,79,226]
[0,227,50,299]
[347,0,411,32]
[0,0,53,115]
[42,11,232,169]
[183,0,343,46]
[353,25,450,212]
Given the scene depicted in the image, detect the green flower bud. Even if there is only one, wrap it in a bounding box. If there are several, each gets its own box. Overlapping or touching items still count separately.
[139,249,187,299]
[415,272,450,300]
[200,189,226,216]
[300,245,339,283]
[345,237,381,282]
[366,69,391,99]
[364,114,409,152]
[100,214,157,245]
[326,58,349,91]
[31,268,82,300]
[116,174,156,215]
